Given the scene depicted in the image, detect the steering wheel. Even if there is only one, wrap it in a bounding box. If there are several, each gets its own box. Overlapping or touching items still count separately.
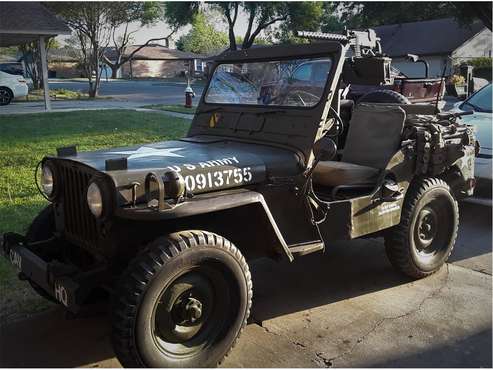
[325,107,345,139]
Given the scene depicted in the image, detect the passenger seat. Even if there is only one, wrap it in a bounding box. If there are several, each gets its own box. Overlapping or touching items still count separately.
[313,104,406,187]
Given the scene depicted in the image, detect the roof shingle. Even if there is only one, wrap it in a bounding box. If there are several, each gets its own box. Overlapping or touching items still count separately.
[104,44,204,61]
[0,2,70,35]
[374,18,487,57]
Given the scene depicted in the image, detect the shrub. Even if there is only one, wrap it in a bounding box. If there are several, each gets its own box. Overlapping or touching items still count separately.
[469,57,492,68]
[469,57,492,81]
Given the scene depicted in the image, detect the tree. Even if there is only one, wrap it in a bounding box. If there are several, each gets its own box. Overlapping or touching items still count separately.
[320,3,346,33]
[103,2,197,79]
[47,2,117,97]
[19,38,60,90]
[273,2,327,44]
[336,2,488,29]
[216,2,324,49]
[165,2,324,50]
[102,2,161,79]
[176,12,228,55]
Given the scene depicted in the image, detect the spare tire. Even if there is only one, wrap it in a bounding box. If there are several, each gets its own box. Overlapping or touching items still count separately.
[358,89,411,104]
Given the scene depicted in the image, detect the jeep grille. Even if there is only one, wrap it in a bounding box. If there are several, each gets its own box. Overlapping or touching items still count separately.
[56,161,98,247]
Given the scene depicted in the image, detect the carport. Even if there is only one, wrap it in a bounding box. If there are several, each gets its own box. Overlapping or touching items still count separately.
[0,2,71,111]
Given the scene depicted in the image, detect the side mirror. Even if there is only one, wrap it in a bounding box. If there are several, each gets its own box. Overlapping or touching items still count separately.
[406,53,419,62]
[313,137,337,162]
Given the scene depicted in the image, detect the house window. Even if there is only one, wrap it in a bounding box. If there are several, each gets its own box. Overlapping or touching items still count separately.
[194,59,204,72]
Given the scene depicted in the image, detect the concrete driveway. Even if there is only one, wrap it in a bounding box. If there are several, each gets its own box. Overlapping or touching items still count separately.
[0,79,204,115]
[0,201,491,368]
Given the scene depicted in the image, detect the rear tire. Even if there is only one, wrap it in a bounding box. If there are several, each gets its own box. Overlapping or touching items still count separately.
[358,89,411,104]
[112,230,253,368]
[384,178,459,278]
[0,87,13,106]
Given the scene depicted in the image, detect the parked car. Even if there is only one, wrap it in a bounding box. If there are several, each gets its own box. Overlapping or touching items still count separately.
[451,83,492,204]
[0,62,33,90]
[0,71,29,105]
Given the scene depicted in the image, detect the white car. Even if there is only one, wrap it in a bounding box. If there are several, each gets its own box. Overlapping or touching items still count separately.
[451,83,492,205]
[0,71,29,105]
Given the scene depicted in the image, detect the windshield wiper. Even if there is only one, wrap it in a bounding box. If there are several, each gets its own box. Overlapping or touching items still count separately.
[255,109,287,115]
[198,107,224,114]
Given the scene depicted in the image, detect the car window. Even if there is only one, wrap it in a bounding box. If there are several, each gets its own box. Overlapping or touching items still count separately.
[463,85,492,113]
[292,64,312,81]
[312,62,330,82]
[0,63,24,76]
[205,57,332,107]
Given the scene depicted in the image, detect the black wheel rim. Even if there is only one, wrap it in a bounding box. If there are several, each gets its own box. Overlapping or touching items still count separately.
[151,263,233,359]
[413,196,452,257]
[0,89,10,104]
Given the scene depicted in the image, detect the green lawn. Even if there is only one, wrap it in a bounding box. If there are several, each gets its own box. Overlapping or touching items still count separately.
[142,104,197,115]
[0,109,190,323]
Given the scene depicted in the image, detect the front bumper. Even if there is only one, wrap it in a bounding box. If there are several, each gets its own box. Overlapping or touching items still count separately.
[1,233,96,311]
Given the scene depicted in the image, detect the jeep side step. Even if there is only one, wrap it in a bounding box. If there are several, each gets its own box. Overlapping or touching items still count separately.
[289,241,324,257]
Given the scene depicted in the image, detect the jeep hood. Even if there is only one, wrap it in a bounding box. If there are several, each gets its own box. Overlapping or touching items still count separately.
[52,136,303,196]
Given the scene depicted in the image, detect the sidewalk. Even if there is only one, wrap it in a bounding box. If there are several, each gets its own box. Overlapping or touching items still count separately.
[0,100,194,119]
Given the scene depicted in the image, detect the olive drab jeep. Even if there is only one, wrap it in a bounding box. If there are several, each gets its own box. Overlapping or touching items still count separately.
[1,29,477,368]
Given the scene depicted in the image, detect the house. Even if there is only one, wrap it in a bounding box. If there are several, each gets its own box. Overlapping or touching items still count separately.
[374,18,492,78]
[47,47,81,78]
[104,44,206,79]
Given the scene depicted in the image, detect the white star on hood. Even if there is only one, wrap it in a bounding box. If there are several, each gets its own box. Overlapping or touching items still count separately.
[112,146,184,160]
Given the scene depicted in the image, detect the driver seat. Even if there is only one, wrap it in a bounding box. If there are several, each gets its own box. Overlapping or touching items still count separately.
[313,104,406,187]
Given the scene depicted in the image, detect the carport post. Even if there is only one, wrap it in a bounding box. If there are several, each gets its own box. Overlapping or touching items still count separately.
[38,36,51,111]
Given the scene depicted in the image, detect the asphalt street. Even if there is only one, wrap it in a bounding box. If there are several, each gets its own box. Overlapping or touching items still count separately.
[0,79,204,115]
[49,78,205,104]
[0,200,490,368]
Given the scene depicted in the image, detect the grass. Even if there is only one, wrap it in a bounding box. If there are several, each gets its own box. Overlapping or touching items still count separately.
[16,88,111,102]
[0,109,190,323]
[142,104,197,114]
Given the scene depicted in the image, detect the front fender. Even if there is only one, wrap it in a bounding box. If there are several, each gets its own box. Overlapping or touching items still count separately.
[115,188,294,261]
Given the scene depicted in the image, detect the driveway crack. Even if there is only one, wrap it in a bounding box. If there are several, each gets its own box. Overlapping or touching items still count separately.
[327,264,450,366]
[255,266,451,368]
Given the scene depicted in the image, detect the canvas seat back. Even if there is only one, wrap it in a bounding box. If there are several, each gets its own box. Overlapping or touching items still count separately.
[341,104,406,169]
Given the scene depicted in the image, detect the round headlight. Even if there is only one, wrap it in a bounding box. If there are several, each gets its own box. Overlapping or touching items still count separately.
[87,182,103,218]
[41,164,54,198]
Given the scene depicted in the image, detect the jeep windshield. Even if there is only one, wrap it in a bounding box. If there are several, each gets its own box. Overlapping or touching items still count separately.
[205,57,332,107]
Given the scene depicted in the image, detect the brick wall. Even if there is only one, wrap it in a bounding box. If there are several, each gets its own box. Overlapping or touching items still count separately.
[120,60,188,78]
[48,62,82,78]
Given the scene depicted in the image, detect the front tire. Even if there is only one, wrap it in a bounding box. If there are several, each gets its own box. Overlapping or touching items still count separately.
[112,230,253,368]
[384,178,459,278]
[0,87,13,105]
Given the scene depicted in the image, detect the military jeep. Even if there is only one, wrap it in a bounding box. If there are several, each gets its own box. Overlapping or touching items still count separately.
[1,33,477,368]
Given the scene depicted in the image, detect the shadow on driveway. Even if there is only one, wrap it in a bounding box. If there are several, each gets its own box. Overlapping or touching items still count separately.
[0,202,490,367]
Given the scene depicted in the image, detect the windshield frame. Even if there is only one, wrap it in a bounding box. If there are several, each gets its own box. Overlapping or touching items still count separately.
[189,42,347,165]
[460,83,492,113]
[201,53,337,111]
